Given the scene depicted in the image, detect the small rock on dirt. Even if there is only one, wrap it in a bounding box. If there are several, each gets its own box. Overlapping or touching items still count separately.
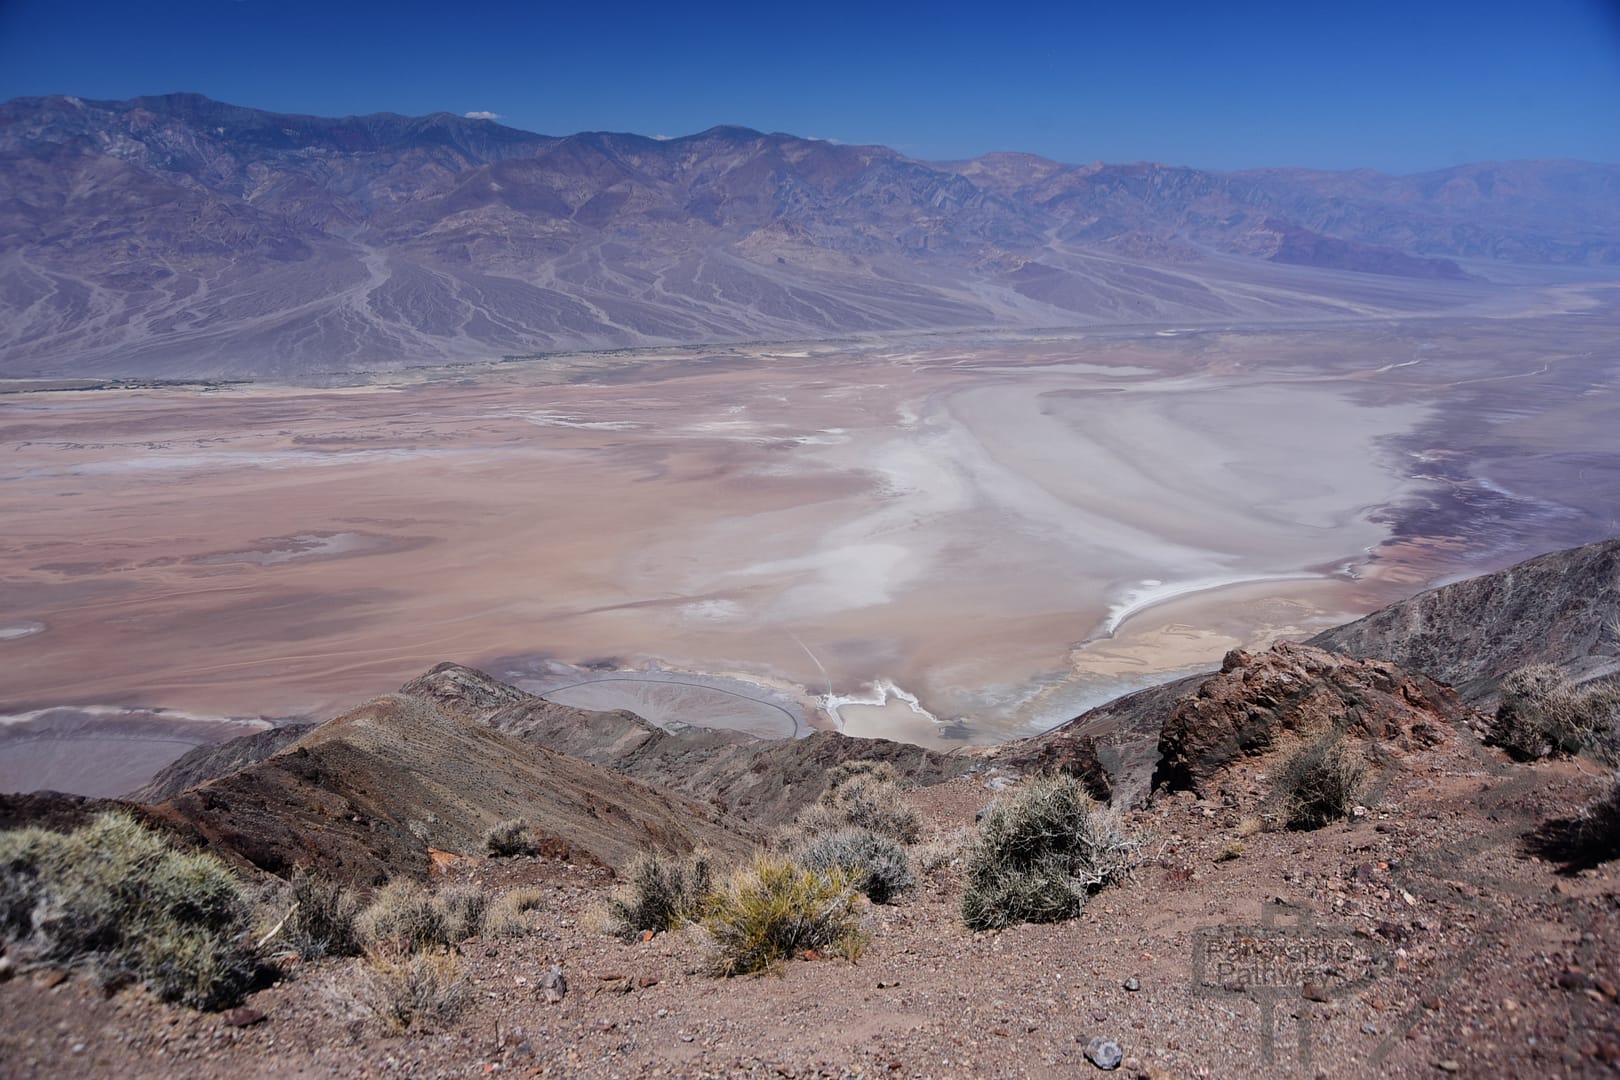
[539,963,567,1004]
[1083,1037,1123,1070]
[222,1007,267,1028]
[1123,977,1140,992]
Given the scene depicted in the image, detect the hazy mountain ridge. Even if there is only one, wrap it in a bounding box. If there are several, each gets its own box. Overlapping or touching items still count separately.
[3,92,1617,377]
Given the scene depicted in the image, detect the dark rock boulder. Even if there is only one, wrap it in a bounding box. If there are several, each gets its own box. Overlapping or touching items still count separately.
[1151,641,1475,794]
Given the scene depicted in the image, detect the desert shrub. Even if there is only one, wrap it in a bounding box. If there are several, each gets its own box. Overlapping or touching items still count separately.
[281,868,362,959]
[435,883,488,942]
[362,947,467,1031]
[1272,734,1366,830]
[795,828,914,904]
[1490,665,1620,761]
[960,774,1134,931]
[604,849,716,941]
[360,879,449,953]
[791,762,920,844]
[704,857,864,976]
[0,812,256,1009]
[482,887,544,939]
[483,819,542,858]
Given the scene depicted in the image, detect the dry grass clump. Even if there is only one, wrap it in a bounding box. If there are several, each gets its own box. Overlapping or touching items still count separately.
[704,856,865,976]
[913,828,970,876]
[603,850,716,941]
[483,819,544,858]
[280,868,362,959]
[794,828,914,904]
[435,882,488,942]
[1272,734,1366,830]
[483,887,545,939]
[960,774,1136,931]
[359,879,450,953]
[790,760,921,844]
[0,812,257,1009]
[1490,665,1620,762]
[361,947,467,1031]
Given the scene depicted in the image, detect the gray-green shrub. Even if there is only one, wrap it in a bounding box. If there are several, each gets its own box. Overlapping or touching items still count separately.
[0,812,257,1009]
[435,882,488,942]
[792,761,920,844]
[795,828,914,904]
[483,819,543,858]
[960,774,1133,931]
[604,849,715,941]
[282,868,362,959]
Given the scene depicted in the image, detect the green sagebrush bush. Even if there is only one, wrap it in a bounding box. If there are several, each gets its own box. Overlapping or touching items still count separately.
[704,856,864,976]
[960,774,1134,931]
[794,828,914,904]
[0,812,256,1009]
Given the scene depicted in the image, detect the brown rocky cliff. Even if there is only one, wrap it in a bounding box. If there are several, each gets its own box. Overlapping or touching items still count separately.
[1151,641,1476,794]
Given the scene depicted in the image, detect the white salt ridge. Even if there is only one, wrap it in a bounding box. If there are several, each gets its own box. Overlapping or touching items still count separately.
[1099,573,1325,637]
[0,621,44,641]
[822,679,941,729]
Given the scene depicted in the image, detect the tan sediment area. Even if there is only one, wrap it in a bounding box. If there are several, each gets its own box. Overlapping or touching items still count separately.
[4,319,1618,785]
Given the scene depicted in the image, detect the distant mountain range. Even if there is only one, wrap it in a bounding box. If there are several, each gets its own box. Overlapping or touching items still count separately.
[2,93,1617,377]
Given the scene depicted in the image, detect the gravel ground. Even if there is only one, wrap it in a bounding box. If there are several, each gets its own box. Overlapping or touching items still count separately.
[2,740,1617,1079]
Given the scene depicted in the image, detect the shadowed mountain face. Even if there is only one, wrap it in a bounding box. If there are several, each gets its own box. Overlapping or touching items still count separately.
[4,93,1617,377]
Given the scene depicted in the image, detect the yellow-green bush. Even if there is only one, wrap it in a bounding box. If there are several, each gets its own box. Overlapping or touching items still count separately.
[704,856,864,976]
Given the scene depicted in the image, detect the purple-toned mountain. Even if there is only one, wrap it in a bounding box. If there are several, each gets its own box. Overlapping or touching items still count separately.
[2,93,1615,377]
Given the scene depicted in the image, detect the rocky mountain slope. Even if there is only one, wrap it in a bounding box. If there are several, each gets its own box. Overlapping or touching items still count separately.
[4,93,1616,377]
[143,682,758,884]
[1310,536,1620,701]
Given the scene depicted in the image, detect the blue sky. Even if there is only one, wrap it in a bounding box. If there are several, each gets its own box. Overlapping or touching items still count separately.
[1,0,1616,172]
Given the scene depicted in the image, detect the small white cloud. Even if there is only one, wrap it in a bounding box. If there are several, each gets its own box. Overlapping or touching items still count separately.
[652,134,673,141]
[464,110,501,121]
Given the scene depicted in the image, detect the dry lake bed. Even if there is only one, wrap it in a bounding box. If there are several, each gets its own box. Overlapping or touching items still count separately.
[4,295,1620,794]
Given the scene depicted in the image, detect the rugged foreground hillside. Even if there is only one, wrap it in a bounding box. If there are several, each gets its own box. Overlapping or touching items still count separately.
[4,93,1617,376]
[1,540,1616,1077]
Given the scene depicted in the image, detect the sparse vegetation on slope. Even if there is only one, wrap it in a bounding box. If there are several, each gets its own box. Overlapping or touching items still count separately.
[0,812,257,1009]
[361,947,467,1032]
[359,879,451,953]
[960,774,1135,931]
[483,819,544,858]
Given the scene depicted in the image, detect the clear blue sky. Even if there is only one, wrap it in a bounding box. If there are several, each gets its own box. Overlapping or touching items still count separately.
[2,0,1617,172]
